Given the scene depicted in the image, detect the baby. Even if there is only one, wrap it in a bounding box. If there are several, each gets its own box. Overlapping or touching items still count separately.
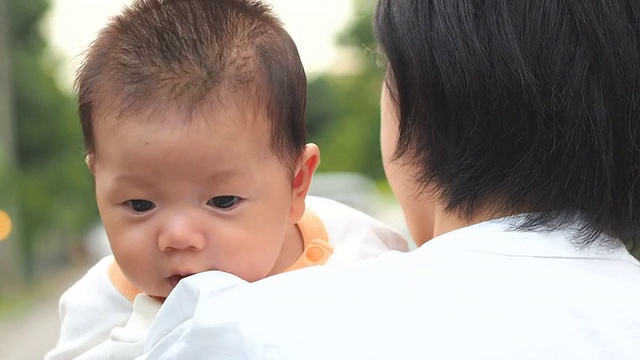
[45,0,408,359]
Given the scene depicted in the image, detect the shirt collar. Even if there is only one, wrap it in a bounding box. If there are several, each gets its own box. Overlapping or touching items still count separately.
[420,214,640,266]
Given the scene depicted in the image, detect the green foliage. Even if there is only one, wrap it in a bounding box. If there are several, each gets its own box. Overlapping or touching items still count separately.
[307,0,385,180]
[308,72,384,179]
[8,0,97,277]
[0,149,13,199]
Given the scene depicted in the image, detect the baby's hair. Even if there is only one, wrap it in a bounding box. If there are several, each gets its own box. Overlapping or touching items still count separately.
[76,0,307,171]
[375,0,640,249]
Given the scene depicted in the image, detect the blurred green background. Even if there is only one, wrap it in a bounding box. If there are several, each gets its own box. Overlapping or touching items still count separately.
[1,0,98,292]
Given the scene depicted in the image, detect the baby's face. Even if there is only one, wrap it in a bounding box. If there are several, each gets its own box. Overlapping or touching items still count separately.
[91,105,297,299]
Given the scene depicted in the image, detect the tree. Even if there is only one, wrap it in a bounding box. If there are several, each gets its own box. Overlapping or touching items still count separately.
[6,0,97,281]
[306,0,385,181]
[0,0,23,292]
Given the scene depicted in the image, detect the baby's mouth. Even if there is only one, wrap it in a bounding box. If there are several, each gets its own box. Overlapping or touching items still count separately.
[166,274,192,288]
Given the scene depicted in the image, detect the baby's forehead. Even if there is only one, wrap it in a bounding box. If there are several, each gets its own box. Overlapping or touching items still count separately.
[91,92,273,155]
[88,73,295,166]
[96,80,271,126]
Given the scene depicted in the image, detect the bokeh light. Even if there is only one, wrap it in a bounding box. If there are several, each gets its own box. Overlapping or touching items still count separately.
[0,209,12,241]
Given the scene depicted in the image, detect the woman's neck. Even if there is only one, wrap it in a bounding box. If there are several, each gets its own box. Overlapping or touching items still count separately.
[432,204,522,238]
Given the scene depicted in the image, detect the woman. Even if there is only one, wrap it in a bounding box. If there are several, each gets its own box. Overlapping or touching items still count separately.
[140,0,640,358]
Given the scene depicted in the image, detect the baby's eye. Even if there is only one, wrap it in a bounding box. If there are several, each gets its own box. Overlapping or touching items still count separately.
[126,199,155,212]
[207,196,239,210]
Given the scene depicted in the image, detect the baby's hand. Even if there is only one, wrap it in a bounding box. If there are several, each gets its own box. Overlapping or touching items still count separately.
[108,294,161,360]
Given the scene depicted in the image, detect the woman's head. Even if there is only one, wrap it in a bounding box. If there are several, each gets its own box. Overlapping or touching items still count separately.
[375,0,640,248]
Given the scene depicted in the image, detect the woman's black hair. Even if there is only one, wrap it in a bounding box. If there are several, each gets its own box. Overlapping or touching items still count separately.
[375,0,640,248]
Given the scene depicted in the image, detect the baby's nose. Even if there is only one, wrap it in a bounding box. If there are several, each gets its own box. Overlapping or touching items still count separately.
[158,217,206,252]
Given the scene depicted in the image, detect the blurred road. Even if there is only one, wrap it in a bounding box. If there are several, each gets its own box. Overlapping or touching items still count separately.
[0,265,87,360]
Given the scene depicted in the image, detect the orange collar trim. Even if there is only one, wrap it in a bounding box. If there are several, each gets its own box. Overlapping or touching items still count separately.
[282,207,333,272]
[108,207,334,302]
[108,260,140,303]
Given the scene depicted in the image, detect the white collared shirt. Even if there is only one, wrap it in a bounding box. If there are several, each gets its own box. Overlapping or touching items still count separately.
[45,196,407,360]
[141,216,640,360]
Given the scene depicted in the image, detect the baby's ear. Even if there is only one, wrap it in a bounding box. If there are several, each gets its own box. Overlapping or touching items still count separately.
[85,154,95,175]
[289,143,320,223]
